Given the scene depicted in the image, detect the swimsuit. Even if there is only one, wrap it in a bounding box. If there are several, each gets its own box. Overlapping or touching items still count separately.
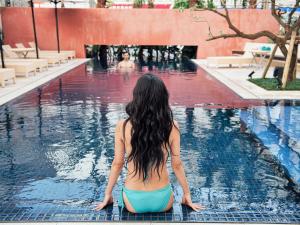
[118,152,173,213]
[118,182,173,213]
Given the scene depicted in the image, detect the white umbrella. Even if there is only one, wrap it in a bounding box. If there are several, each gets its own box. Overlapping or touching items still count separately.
[33,0,62,53]
[30,0,40,58]
[0,13,5,68]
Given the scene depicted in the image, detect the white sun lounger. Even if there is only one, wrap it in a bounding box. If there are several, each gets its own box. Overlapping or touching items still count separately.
[206,42,275,68]
[5,58,48,72]
[0,68,16,87]
[8,44,63,66]
[2,45,48,72]
[25,42,73,61]
[0,61,36,77]
[264,44,300,70]
[28,42,76,59]
[3,45,56,69]
[269,59,300,70]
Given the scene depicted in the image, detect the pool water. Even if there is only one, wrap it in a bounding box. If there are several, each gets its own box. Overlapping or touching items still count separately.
[0,64,299,223]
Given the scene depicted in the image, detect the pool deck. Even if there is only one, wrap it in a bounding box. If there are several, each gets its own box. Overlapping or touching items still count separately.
[0,58,90,106]
[192,59,300,100]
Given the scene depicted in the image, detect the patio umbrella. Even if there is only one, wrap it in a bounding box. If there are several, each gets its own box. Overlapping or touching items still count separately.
[0,12,5,68]
[49,0,61,53]
[0,35,4,68]
[30,0,39,58]
[34,0,62,53]
[50,0,89,53]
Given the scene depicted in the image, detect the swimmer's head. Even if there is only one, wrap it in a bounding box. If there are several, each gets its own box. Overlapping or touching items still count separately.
[122,51,130,60]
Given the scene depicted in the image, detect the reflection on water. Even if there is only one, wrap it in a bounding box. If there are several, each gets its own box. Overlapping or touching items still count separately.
[0,65,299,215]
[240,100,300,187]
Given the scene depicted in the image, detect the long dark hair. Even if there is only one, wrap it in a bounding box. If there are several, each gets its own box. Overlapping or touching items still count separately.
[123,73,178,183]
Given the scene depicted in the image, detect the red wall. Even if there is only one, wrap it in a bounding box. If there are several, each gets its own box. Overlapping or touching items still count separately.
[1,8,279,58]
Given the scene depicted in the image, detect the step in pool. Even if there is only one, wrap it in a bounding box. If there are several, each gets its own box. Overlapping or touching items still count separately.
[240,103,300,189]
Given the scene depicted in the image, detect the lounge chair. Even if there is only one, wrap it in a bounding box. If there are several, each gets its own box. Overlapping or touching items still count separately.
[206,42,275,68]
[0,61,36,77]
[5,58,48,72]
[269,59,300,71]
[12,44,65,66]
[28,42,75,60]
[264,44,300,70]
[3,45,59,68]
[2,45,48,72]
[0,68,16,87]
[273,44,299,61]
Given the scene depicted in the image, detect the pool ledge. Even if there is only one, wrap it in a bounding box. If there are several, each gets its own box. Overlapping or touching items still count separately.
[0,58,90,106]
[193,59,300,100]
[1,223,298,225]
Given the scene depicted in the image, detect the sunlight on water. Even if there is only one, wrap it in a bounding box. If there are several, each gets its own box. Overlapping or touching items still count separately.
[0,65,299,215]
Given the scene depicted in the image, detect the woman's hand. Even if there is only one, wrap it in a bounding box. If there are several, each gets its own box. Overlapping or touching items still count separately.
[181,193,206,212]
[94,194,114,211]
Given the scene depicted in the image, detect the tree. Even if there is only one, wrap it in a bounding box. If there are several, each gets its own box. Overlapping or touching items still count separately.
[96,0,106,8]
[196,0,205,8]
[148,0,154,8]
[192,0,300,88]
[207,0,215,8]
[249,0,257,8]
[173,0,190,10]
[133,0,145,8]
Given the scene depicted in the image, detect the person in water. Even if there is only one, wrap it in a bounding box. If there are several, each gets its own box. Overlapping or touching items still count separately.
[94,73,205,213]
[117,51,135,70]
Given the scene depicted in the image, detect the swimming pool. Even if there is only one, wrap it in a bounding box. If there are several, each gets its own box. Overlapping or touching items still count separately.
[0,64,299,223]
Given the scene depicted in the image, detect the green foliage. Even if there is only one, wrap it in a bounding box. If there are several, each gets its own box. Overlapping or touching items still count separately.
[173,0,189,11]
[196,0,205,8]
[105,0,114,8]
[207,0,215,9]
[242,0,247,8]
[133,0,145,8]
[248,78,300,90]
[173,0,215,10]
[148,0,154,8]
[195,0,215,9]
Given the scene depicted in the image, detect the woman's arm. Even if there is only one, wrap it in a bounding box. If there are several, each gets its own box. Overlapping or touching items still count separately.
[170,121,206,212]
[170,121,191,195]
[95,120,125,210]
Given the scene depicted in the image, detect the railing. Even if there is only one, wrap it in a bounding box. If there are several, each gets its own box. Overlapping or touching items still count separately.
[0,0,298,9]
[110,3,172,9]
[0,0,28,7]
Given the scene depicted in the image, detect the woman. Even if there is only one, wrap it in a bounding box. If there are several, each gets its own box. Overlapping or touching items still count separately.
[95,73,205,213]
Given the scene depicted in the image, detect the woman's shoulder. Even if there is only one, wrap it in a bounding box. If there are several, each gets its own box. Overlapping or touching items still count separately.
[115,119,131,130]
[116,119,126,130]
[172,120,179,130]
[169,120,180,140]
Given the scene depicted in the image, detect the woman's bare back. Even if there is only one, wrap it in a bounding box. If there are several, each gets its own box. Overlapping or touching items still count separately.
[121,119,171,191]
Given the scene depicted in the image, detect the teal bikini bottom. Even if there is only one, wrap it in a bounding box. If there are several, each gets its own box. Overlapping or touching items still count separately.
[118,183,173,213]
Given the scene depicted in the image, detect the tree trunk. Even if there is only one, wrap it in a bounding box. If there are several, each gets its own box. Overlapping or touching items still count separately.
[287,43,298,82]
[148,0,154,8]
[249,0,257,8]
[278,42,297,82]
